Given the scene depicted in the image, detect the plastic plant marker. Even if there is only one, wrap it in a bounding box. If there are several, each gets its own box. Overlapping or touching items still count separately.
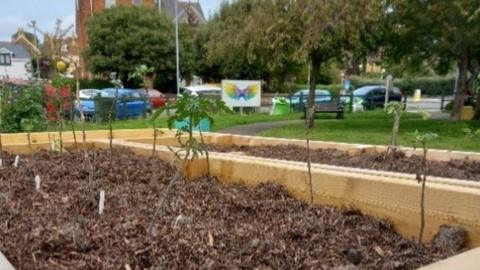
[13,155,20,168]
[99,190,105,215]
[34,175,41,191]
[0,158,2,167]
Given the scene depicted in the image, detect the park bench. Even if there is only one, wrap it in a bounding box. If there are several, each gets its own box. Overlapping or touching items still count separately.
[304,102,344,119]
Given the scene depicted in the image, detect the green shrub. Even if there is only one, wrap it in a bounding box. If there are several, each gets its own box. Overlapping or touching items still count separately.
[349,76,455,96]
[79,78,114,90]
[1,84,47,133]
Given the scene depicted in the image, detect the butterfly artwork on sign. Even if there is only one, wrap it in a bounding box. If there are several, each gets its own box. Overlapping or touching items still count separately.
[222,80,262,107]
[223,82,260,101]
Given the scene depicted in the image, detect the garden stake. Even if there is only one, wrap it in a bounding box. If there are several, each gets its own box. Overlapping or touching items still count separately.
[99,190,105,215]
[13,155,20,168]
[34,175,41,192]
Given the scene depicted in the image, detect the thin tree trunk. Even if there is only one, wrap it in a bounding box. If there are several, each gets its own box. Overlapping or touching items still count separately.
[451,56,468,120]
[27,130,32,155]
[307,57,321,128]
[419,145,428,243]
[152,124,157,157]
[108,89,118,169]
[305,126,314,205]
[199,128,210,177]
[475,91,480,120]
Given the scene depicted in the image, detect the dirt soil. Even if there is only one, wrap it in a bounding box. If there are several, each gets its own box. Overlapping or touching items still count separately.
[0,149,456,269]
[207,144,480,181]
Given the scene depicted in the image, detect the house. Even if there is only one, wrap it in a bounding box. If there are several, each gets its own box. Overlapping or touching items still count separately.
[0,42,32,80]
[76,0,206,77]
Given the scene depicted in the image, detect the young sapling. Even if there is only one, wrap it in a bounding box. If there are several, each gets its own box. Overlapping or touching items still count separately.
[384,101,404,167]
[147,93,231,235]
[108,74,122,169]
[412,130,438,243]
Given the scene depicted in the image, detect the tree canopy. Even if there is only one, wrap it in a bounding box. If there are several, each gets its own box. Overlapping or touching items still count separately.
[386,0,480,119]
[85,6,193,90]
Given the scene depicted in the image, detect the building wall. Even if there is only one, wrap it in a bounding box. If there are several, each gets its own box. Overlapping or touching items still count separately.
[0,58,30,79]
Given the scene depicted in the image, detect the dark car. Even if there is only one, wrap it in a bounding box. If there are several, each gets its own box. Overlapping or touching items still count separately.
[289,89,332,111]
[347,85,402,110]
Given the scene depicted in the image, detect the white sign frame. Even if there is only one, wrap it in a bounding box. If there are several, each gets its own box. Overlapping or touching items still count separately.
[221,80,262,108]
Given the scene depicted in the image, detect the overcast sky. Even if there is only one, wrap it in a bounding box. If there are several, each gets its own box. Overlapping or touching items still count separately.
[0,0,225,41]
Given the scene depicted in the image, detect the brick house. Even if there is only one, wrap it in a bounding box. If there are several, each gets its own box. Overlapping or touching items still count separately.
[75,0,205,77]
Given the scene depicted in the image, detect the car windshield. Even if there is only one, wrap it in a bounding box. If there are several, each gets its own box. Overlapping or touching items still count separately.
[293,90,330,97]
[80,90,99,99]
[353,86,377,95]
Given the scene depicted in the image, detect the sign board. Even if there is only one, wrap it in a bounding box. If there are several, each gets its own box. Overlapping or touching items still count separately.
[221,80,261,108]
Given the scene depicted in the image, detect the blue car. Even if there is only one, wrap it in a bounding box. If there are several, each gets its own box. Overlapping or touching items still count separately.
[74,89,99,120]
[289,89,332,111]
[75,88,151,120]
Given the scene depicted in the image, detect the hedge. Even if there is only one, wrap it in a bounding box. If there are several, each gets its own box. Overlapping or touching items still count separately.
[79,78,114,90]
[349,76,455,96]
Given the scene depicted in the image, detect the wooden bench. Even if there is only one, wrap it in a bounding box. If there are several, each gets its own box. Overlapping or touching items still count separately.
[304,102,344,119]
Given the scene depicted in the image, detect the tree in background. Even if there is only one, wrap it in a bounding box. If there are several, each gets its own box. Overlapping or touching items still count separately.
[85,6,194,91]
[196,0,302,92]
[386,0,480,120]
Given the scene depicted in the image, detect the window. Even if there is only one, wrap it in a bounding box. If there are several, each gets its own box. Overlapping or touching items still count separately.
[0,54,12,66]
[132,0,143,6]
[105,0,116,8]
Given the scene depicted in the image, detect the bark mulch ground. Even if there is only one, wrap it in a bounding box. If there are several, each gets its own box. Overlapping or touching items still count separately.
[0,149,457,269]
[207,144,480,181]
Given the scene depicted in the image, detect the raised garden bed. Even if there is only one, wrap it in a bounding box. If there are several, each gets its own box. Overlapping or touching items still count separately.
[206,144,480,181]
[0,148,458,269]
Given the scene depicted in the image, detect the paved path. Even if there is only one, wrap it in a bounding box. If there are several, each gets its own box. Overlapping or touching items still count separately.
[218,120,303,136]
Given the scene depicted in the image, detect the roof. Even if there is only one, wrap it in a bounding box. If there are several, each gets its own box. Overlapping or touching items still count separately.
[160,0,206,23]
[0,42,31,59]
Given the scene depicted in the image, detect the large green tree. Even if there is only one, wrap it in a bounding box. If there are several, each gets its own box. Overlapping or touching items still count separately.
[386,0,480,120]
[85,6,193,90]
[196,0,303,92]
[258,0,384,127]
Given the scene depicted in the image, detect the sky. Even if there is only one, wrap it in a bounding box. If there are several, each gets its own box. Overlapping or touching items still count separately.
[0,0,225,41]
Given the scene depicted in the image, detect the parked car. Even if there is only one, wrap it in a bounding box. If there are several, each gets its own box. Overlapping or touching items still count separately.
[78,89,100,99]
[180,85,222,98]
[75,88,151,120]
[342,85,402,110]
[74,89,99,120]
[101,88,151,119]
[289,89,332,111]
[139,88,167,109]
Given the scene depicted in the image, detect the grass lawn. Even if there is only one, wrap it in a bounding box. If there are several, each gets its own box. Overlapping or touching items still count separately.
[258,110,480,152]
[58,112,302,132]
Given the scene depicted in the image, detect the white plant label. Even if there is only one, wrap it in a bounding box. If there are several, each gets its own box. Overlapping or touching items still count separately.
[34,175,41,191]
[13,155,20,168]
[0,158,3,167]
[50,140,55,151]
[99,190,105,215]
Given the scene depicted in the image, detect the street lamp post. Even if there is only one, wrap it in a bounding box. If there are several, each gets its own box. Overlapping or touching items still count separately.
[174,0,180,96]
